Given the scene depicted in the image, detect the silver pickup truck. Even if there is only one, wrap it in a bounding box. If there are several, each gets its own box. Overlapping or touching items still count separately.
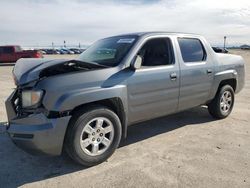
[5,32,245,166]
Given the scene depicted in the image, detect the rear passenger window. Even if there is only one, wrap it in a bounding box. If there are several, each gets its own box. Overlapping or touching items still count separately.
[178,38,206,62]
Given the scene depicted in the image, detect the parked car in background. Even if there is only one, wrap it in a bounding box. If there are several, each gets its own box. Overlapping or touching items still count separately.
[61,49,75,54]
[70,48,82,54]
[44,49,60,55]
[44,49,53,55]
[212,47,229,53]
[40,50,47,55]
[0,45,43,63]
[57,49,67,54]
[79,48,86,53]
[56,49,72,54]
[240,45,250,50]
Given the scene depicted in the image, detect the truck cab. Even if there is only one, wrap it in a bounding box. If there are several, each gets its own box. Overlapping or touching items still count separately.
[0,46,20,62]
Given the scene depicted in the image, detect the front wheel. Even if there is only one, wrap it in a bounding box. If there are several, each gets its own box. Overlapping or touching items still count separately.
[208,85,235,119]
[65,106,122,166]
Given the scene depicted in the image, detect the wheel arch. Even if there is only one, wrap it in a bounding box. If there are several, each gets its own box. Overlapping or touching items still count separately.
[67,97,127,140]
[209,69,238,101]
[218,78,237,92]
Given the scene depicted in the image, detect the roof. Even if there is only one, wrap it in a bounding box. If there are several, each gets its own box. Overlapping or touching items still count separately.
[109,31,202,38]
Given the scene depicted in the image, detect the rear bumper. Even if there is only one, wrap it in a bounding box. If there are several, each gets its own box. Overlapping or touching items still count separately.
[5,90,71,156]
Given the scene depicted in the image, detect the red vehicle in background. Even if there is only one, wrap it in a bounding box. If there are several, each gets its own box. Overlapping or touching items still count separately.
[0,45,43,63]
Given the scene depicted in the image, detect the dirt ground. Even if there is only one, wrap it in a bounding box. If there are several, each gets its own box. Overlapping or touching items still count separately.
[0,51,250,188]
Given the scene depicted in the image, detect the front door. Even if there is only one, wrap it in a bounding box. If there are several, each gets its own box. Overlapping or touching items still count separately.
[127,37,180,124]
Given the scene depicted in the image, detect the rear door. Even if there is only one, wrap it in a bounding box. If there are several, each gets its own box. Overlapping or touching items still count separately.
[176,37,214,111]
[127,37,180,124]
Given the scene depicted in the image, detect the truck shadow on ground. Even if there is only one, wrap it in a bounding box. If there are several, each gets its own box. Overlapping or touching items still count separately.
[0,106,215,187]
[119,106,214,147]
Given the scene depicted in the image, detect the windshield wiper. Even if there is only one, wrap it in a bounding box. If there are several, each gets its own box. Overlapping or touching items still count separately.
[74,59,110,68]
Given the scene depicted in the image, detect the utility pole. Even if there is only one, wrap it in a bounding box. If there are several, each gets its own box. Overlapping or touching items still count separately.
[79,42,81,49]
[52,42,54,49]
[64,40,66,48]
[223,36,227,50]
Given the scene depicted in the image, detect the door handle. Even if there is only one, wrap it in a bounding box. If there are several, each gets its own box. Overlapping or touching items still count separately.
[170,72,177,80]
[207,69,212,74]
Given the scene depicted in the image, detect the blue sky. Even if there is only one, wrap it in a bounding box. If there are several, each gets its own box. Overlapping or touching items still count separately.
[0,0,249,47]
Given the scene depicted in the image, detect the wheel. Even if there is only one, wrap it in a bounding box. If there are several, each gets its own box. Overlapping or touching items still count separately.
[65,106,122,166]
[208,85,234,119]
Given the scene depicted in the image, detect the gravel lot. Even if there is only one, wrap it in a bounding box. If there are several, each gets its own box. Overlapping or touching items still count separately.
[0,51,250,188]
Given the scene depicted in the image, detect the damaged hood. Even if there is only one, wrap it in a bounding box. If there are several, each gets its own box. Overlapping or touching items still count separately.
[13,58,106,85]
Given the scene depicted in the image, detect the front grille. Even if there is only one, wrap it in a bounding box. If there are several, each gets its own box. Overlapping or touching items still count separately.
[13,133,34,139]
[12,89,22,115]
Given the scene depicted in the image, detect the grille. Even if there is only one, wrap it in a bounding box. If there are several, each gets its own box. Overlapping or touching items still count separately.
[12,89,22,115]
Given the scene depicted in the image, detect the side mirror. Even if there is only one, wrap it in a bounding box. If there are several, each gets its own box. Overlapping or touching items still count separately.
[131,55,142,70]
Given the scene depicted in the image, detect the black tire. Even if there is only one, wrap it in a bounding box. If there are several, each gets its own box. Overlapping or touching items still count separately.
[65,105,122,166]
[208,85,234,119]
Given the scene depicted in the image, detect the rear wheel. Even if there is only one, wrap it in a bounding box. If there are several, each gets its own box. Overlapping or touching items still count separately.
[65,106,122,166]
[208,85,234,119]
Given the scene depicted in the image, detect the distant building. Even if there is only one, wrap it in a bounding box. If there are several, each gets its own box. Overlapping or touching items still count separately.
[240,44,250,50]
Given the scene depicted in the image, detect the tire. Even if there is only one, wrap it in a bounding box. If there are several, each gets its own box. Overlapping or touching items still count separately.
[208,85,234,119]
[65,105,122,166]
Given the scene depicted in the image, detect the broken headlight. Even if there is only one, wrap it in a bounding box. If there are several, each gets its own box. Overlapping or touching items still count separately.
[21,90,44,108]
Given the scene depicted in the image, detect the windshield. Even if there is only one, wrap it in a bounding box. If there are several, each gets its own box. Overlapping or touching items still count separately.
[78,35,138,67]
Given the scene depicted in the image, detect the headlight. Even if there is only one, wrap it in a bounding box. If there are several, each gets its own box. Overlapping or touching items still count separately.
[21,90,44,108]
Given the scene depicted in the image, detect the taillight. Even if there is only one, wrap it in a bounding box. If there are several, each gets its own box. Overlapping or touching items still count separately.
[35,52,42,58]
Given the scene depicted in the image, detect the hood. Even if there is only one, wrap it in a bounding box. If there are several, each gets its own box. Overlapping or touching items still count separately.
[13,58,107,85]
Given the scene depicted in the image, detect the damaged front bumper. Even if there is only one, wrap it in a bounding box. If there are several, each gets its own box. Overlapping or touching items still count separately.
[0,122,8,134]
[5,90,71,156]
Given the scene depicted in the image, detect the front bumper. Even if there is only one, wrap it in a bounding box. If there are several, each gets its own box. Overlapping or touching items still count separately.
[5,90,71,156]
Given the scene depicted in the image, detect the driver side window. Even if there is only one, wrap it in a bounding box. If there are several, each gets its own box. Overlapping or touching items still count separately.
[138,38,175,67]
